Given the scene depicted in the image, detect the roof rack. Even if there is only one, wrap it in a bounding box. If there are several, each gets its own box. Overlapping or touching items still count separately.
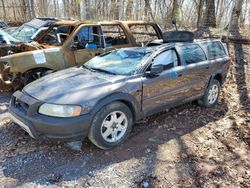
[163,30,194,43]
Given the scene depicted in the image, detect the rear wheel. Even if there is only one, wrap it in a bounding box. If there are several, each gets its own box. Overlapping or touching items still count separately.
[198,79,220,108]
[88,101,133,149]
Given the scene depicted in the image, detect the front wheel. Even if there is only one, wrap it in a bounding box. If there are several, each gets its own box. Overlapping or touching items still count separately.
[198,79,220,108]
[88,101,133,149]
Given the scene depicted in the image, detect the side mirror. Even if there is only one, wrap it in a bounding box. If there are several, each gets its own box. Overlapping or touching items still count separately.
[150,64,164,76]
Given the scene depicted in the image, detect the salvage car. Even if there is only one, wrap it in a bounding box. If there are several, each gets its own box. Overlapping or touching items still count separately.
[0,20,8,29]
[11,17,62,42]
[9,32,230,149]
[0,20,162,90]
[0,29,19,45]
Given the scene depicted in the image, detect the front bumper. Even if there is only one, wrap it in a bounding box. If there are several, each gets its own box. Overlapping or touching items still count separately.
[8,91,93,141]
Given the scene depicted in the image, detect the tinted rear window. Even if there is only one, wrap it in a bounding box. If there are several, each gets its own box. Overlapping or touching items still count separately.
[200,41,226,60]
[180,44,207,64]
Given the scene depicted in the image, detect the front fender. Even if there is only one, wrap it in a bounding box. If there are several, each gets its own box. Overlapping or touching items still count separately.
[90,92,142,121]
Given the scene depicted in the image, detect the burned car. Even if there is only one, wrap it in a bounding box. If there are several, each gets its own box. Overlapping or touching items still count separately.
[0,20,162,90]
[11,17,62,42]
[9,34,230,149]
[0,29,19,45]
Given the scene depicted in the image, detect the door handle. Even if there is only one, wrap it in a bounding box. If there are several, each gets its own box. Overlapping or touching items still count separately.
[205,66,210,69]
[177,73,182,77]
[95,53,101,56]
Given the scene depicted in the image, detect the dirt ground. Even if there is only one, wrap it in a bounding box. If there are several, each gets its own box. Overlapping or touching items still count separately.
[0,44,249,188]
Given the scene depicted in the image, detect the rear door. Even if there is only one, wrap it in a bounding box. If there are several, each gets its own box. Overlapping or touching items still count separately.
[176,43,211,98]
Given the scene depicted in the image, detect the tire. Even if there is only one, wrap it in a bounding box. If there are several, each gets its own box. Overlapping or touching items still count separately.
[88,101,133,149]
[198,79,220,108]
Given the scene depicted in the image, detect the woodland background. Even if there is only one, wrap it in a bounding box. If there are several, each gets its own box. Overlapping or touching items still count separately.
[0,0,249,34]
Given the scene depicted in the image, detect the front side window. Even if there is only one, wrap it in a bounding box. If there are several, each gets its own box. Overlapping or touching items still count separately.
[129,24,159,44]
[102,25,128,46]
[153,50,178,69]
[38,25,74,45]
[200,41,226,60]
[84,49,151,75]
[74,26,101,49]
[180,44,206,64]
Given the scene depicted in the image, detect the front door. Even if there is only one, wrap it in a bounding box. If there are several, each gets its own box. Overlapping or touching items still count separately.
[142,49,189,115]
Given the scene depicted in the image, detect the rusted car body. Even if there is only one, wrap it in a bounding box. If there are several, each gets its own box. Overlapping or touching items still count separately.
[0,20,162,91]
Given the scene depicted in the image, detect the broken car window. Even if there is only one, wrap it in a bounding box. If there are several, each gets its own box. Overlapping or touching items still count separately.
[153,50,178,69]
[180,44,206,64]
[12,25,37,42]
[38,25,75,46]
[74,26,101,49]
[129,24,159,44]
[84,49,150,75]
[102,25,128,46]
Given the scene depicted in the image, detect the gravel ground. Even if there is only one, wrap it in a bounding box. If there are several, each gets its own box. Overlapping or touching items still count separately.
[0,45,249,188]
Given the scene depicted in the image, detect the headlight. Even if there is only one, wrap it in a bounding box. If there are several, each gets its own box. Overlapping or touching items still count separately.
[38,103,82,117]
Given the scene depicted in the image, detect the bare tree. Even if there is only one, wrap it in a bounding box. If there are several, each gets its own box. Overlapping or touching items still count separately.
[172,0,180,22]
[144,0,155,21]
[203,0,216,27]
[1,0,6,20]
[229,0,244,34]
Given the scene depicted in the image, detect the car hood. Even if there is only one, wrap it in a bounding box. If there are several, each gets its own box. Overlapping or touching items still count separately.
[23,67,128,104]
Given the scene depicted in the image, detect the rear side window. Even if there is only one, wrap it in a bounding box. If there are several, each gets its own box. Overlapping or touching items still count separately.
[180,44,206,64]
[200,41,226,60]
[129,24,159,44]
[101,25,128,46]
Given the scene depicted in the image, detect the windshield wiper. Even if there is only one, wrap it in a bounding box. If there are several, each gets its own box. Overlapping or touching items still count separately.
[82,64,95,72]
[91,68,117,75]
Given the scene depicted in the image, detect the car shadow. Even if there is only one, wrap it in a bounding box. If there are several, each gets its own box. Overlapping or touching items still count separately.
[0,98,229,186]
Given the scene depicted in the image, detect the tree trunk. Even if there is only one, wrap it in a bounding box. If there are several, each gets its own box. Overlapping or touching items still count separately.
[12,0,17,21]
[217,0,224,27]
[126,0,133,20]
[144,0,155,21]
[204,0,216,28]
[229,0,244,34]
[53,0,57,17]
[196,0,204,28]
[172,0,180,23]
[1,0,6,21]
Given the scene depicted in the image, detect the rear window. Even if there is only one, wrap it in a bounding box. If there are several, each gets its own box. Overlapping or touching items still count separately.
[129,24,159,44]
[180,44,207,64]
[200,41,226,60]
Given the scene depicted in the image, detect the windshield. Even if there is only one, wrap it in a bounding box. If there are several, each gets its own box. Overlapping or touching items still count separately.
[38,25,75,46]
[12,24,37,42]
[84,49,151,75]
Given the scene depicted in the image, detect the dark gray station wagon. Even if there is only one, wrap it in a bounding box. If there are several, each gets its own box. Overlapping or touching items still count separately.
[9,37,230,149]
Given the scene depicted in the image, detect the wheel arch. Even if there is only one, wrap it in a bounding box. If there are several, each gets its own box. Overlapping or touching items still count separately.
[207,71,223,87]
[90,92,141,122]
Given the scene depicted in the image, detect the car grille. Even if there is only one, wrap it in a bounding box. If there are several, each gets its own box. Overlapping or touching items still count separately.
[13,97,29,114]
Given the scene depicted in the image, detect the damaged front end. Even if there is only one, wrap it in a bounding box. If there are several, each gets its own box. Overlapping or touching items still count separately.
[0,43,46,91]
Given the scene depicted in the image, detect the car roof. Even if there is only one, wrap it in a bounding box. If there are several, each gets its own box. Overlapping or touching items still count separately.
[24,18,58,28]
